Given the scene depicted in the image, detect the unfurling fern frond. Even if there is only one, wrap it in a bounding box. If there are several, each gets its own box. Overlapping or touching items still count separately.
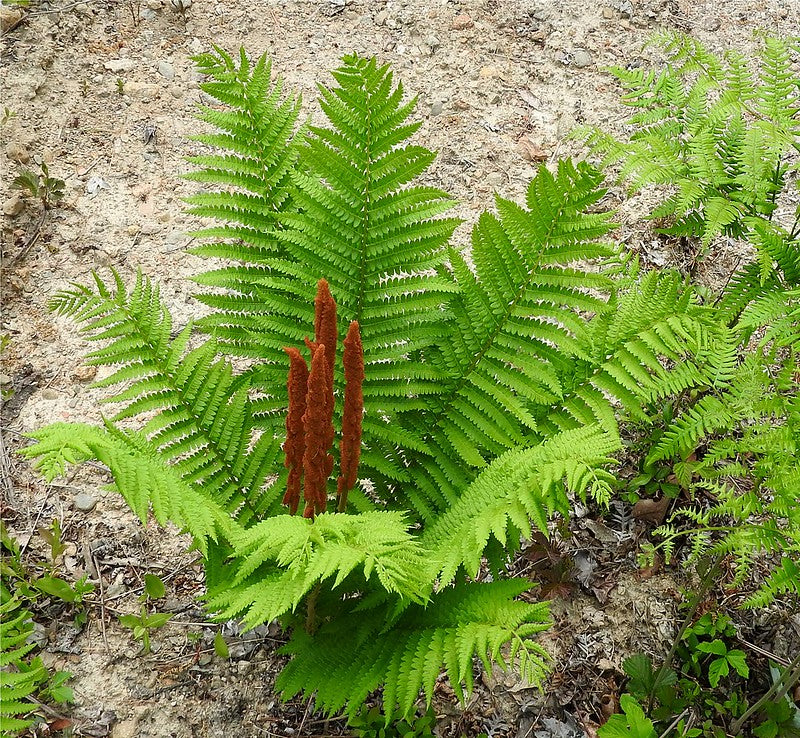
[276,580,551,721]
[206,512,430,628]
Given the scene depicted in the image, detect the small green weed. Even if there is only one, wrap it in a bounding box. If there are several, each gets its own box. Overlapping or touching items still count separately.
[349,706,437,738]
[12,162,65,210]
[119,608,173,654]
[119,572,172,653]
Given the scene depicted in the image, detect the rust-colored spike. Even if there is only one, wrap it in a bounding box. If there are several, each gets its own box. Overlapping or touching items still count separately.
[337,321,364,512]
[314,279,338,379]
[314,280,337,453]
[303,344,334,517]
[282,347,309,515]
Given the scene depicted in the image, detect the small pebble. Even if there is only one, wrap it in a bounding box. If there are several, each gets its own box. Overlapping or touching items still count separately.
[158,61,175,80]
[40,388,59,400]
[74,492,98,513]
[374,9,387,25]
[451,13,473,30]
[0,6,23,32]
[3,195,24,217]
[5,141,30,163]
[701,17,721,31]
[72,364,97,382]
[104,59,136,73]
[572,49,593,68]
[430,99,443,116]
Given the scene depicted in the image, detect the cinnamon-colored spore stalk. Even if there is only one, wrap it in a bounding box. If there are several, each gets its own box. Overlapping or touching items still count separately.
[337,321,364,512]
[314,279,337,457]
[302,344,334,518]
[282,347,309,515]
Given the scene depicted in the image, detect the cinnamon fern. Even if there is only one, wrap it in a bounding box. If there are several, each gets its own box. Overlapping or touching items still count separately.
[22,46,741,720]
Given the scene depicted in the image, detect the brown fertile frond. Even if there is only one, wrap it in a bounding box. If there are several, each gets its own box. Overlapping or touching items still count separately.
[314,278,337,379]
[283,347,309,515]
[314,279,337,457]
[337,321,364,512]
[303,343,334,518]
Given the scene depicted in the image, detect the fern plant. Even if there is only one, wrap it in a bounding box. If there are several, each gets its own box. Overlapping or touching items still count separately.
[583,32,800,610]
[578,32,800,250]
[0,598,44,736]
[21,48,735,720]
[646,331,799,608]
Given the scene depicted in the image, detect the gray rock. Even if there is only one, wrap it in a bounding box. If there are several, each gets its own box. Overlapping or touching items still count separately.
[3,195,24,216]
[5,141,30,163]
[572,49,593,68]
[106,582,125,598]
[104,59,136,73]
[157,61,175,80]
[430,99,443,116]
[40,388,59,400]
[701,17,721,31]
[140,221,163,235]
[74,492,98,512]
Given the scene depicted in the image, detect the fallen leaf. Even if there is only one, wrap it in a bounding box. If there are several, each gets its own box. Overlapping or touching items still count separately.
[517,136,549,162]
[632,496,669,524]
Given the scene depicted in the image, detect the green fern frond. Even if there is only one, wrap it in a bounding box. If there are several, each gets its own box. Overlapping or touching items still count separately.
[21,423,233,554]
[193,53,459,417]
[549,270,736,435]
[397,161,615,507]
[205,512,429,628]
[424,424,621,585]
[579,33,798,247]
[742,557,800,608]
[48,271,284,525]
[185,46,302,263]
[276,580,551,721]
[0,600,47,735]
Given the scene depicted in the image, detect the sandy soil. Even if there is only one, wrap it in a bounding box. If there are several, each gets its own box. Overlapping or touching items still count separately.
[2,0,799,736]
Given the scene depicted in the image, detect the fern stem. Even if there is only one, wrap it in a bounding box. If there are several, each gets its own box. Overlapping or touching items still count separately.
[729,649,800,735]
[304,582,321,635]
